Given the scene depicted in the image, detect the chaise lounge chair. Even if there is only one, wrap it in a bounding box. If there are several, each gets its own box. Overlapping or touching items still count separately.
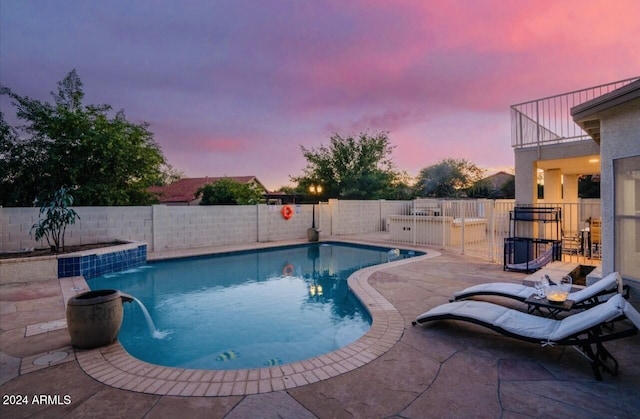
[412,294,640,380]
[505,245,555,272]
[451,272,625,310]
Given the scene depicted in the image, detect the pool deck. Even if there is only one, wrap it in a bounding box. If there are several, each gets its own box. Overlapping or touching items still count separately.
[1,240,639,418]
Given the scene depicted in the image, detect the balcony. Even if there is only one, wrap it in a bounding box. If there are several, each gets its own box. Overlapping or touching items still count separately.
[511,77,639,149]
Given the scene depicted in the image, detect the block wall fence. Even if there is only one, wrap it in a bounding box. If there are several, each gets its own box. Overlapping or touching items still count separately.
[0,200,408,252]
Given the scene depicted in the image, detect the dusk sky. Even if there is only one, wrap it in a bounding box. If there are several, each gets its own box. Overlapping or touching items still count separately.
[1,0,639,190]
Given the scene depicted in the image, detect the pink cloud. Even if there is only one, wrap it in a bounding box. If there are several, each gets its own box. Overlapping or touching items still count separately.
[277,0,639,117]
[3,0,638,191]
[193,138,247,153]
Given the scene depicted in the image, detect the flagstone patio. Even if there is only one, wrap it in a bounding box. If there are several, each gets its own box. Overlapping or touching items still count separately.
[1,244,639,418]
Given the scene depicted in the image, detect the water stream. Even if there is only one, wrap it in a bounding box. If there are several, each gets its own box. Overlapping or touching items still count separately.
[130,297,172,339]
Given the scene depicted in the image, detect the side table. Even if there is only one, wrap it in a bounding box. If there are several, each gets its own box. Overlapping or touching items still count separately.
[524,295,575,319]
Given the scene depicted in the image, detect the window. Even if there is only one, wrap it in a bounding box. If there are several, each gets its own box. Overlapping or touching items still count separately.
[614,156,640,280]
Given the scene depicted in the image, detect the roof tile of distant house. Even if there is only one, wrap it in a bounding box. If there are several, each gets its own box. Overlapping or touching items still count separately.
[481,171,514,189]
[150,176,265,203]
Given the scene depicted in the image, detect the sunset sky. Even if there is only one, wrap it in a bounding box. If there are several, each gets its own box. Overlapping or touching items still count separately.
[2,0,639,190]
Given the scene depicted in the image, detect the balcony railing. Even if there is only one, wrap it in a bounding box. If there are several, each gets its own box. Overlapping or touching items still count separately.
[511,77,639,149]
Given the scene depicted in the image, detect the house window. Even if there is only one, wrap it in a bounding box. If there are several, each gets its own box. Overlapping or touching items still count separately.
[615,156,640,281]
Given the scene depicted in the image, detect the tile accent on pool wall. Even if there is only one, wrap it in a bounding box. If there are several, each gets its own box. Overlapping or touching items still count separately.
[58,243,147,279]
[73,250,434,396]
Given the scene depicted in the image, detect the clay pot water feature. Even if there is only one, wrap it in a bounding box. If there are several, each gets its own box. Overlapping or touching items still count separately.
[66,289,134,349]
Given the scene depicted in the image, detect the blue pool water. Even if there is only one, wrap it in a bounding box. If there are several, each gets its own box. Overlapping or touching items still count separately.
[89,242,422,370]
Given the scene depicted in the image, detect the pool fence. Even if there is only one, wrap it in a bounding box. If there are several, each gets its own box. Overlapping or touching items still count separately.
[1,199,601,266]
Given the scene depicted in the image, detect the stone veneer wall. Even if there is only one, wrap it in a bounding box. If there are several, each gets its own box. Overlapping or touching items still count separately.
[1,200,406,253]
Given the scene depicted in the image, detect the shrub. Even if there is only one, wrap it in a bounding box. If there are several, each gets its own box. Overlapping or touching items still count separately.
[30,187,80,253]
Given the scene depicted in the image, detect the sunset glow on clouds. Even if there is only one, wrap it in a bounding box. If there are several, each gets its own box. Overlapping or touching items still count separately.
[1,0,638,189]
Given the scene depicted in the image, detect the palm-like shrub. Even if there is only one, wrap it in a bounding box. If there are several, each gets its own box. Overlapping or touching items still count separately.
[30,187,80,253]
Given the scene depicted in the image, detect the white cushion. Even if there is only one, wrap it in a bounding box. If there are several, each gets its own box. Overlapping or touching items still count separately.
[622,299,640,330]
[493,309,556,340]
[568,272,619,302]
[416,294,630,344]
[454,271,621,305]
[417,300,557,340]
[453,283,533,300]
[549,295,625,341]
[416,300,509,324]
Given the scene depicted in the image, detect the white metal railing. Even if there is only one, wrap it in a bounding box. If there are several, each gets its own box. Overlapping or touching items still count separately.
[510,77,639,148]
[363,199,514,261]
[332,199,602,267]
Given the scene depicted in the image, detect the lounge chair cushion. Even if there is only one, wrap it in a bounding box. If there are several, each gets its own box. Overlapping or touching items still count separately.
[568,272,619,302]
[416,294,628,343]
[493,307,557,339]
[622,299,640,329]
[453,271,622,306]
[426,299,557,340]
[452,283,533,300]
[424,299,509,324]
[548,294,625,341]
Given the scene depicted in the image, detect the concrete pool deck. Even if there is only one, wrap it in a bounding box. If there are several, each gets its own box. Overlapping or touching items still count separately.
[1,242,639,418]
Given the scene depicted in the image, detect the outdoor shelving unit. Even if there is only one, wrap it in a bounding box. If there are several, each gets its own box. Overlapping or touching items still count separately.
[503,207,562,272]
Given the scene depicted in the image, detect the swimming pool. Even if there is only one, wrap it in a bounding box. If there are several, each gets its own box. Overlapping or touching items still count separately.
[89,242,422,370]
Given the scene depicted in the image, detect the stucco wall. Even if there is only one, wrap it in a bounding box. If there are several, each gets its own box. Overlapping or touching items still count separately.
[598,98,640,295]
[514,140,601,205]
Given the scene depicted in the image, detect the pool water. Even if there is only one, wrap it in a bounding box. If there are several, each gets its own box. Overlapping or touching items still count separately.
[89,242,421,370]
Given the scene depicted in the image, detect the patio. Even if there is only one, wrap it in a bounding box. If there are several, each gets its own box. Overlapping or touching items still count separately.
[1,243,639,418]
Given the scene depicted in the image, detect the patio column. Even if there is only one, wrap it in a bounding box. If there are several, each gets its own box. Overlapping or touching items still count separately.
[514,148,538,205]
[563,174,579,203]
[563,174,579,234]
[543,169,562,204]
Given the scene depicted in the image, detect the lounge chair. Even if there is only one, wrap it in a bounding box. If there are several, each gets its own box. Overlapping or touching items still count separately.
[451,272,625,310]
[412,294,640,380]
[505,245,555,271]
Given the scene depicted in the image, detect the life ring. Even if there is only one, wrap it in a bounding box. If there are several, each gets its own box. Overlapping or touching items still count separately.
[282,263,294,276]
[281,205,293,220]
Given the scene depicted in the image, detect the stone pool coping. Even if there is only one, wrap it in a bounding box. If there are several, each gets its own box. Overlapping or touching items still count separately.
[71,242,439,396]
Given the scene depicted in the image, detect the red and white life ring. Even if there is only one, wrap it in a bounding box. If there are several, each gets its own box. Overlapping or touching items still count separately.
[281,205,293,220]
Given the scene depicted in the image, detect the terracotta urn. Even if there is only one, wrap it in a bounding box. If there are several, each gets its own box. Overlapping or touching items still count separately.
[66,289,128,349]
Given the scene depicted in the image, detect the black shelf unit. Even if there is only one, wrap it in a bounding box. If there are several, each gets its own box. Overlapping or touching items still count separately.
[504,207,562,272]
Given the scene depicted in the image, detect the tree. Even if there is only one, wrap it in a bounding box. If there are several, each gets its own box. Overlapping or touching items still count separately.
[500,176,516,198]
[0,70,168,206]
[197,178,265,205]
[467,174,515,199]
[466,179,493,198]
[415,158,485,198]
[159,163,184,186]
[292,131,406,200]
